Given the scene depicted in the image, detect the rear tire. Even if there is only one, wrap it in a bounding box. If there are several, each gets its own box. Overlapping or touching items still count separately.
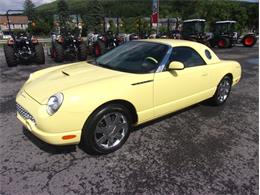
[217,38,230,48]
[34,44,45,64]
[54,43,64,62]
[78,43,87,61]
[80,104,132,154]
[242,34,256,47]
[209,75,232,106]
[4,45,17,67]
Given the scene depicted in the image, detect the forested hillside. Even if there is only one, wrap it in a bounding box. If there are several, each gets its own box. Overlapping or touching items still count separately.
[34,0,258,34]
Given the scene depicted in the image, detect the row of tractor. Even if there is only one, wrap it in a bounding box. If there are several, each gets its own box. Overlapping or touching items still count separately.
[3,11,257,67]
[3,27,140,67]
[181,19,257,48]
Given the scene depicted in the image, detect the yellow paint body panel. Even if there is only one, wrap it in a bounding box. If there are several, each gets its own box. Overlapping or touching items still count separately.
[16,39,241,145]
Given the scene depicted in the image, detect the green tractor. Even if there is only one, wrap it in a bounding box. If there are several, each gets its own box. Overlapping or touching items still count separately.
[209,20,257,48]
[181,19,209,45]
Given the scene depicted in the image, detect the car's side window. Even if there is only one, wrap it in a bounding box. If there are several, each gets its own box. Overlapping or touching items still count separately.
[170,47,206,68]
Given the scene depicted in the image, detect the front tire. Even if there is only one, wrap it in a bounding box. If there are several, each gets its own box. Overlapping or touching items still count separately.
[210,76,232,106]
[81,104,132,154]
[4,45,17,67]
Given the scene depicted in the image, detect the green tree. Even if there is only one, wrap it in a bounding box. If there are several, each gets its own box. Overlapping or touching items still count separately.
[246,3,258,31]
[57,0,70,27]
[23,0,35,20]
[82,0,104,32]
[108,19,116,33]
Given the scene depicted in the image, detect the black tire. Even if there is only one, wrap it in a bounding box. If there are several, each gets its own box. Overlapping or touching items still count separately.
[4,45,17,67]
[242,34,257,47]
[209,39,216,48]
[50,48,54,58]
[217,37,230,48]
[34,44,45,64]
[54,43,64,62]
[210,75,232,106]
[80,104,132,154]
[78,43,87,61]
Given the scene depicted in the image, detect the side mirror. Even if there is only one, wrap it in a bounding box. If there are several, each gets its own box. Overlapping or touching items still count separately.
[168,61,185,70]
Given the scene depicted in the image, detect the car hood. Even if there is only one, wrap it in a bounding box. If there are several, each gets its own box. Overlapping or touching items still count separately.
[24,62,125,104]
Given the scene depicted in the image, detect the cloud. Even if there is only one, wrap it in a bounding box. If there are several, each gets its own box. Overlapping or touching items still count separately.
[0,0,55,13]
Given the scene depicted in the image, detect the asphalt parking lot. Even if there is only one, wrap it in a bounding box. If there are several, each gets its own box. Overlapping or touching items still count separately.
[0,44,258,194]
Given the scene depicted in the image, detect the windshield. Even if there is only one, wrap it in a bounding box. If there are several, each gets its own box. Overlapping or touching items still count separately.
[95,41,169,73]
[182,21,205,36]
[213,23,236,34]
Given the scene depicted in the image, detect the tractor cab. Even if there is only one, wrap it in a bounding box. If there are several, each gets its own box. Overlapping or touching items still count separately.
[181,19,209,45]
[181,19,206,40]
[212,20,237,38]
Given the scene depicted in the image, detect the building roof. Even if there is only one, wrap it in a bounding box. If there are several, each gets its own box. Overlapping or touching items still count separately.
[0,15,28,24]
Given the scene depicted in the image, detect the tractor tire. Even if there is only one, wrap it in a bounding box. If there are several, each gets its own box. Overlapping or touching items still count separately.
[242,34,257,47]
[209,39,216,48]
[228,41,233,48]
[54,43,64,62]
[217,38,230,49]
[78,43,87,61]
[94,41,106,57]
[34,44,45,64]
[50,48,54,58]
[4,45,17,67]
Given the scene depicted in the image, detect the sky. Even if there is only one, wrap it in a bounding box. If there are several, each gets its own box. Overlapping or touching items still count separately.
[0,0,55,13]
[0,0,258,14]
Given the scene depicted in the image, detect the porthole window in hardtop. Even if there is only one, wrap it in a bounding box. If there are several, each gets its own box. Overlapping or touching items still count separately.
[205,49,212,59]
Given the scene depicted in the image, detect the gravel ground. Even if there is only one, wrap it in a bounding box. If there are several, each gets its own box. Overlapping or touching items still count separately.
[0,44,258,195]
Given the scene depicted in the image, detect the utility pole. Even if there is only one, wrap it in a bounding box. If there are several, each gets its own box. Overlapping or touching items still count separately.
[157,0,159,34]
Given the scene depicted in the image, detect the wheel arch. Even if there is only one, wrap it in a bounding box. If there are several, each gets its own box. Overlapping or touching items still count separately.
[218,73,233,86]
[86,99,138,125]
[225,73,233,85]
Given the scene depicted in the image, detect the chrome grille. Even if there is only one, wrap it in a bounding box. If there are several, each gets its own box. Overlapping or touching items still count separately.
[16,103,35,123]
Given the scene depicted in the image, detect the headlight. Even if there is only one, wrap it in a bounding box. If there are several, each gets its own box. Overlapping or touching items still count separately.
[46,92,64,115]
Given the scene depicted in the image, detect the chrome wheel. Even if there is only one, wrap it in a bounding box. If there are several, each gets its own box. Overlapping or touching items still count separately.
[217,78,231,103]
[94,112,128,149]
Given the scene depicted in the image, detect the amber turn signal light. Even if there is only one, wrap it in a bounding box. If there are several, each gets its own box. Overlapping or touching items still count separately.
[62,135,76,140]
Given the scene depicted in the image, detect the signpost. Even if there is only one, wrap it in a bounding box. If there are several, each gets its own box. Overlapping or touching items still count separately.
[151,0,159,34]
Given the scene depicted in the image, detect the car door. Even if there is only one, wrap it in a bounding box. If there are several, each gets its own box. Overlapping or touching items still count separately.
[153,46,210,118]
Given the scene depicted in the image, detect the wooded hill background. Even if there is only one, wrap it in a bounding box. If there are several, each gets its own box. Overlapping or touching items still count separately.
[20,0,260,35]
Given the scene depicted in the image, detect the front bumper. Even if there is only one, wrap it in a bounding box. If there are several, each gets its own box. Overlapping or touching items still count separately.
[16,90,82,145]
[17,113,81,145]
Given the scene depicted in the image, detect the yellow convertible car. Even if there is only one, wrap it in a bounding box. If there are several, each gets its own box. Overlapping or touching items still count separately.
[16,39,241,154]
